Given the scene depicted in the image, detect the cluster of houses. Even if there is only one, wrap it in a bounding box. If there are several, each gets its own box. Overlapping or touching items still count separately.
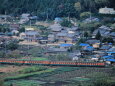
[47,23,80,44]
[78,42,115,59]
[92,25,115,40]
[0,12,115,64]
[19,13,37,24]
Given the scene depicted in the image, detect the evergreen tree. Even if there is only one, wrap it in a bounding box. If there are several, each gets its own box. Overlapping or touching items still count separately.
[95,31,102,40]
[0,0,112,19]
[84,31,89,39]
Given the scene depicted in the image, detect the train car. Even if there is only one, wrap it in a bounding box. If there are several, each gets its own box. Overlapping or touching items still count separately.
[49,61,76,66]
[23,60,50,66]
[76,62,105,67]
[49,61,105,67]
[0,60,106,67]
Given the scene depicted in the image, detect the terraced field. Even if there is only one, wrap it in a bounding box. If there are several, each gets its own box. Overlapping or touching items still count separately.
[1,65,115,86]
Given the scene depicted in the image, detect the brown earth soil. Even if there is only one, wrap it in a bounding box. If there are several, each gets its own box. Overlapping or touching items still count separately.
[0,65,28,73]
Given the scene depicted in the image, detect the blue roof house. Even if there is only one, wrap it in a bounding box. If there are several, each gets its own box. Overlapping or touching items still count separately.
[84,46,94,51]
[54,17,63,23]
[106,59,115,62]
[60,44,73,47]
[102,55,114,59]
[79,43,90,47]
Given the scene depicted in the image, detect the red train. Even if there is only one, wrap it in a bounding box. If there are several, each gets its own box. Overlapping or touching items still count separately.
[0,59,106,67]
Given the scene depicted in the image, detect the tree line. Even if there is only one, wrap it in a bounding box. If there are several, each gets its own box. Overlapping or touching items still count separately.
[0,0,114,20]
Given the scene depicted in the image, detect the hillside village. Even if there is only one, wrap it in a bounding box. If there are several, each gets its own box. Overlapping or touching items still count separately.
[0,8,115,65]
[0,0,115,85]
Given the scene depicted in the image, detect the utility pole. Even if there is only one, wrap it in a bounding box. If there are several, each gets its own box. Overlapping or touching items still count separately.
[90,7,92,22]
[27,19,32,61]
[68,12,70,21]
[4,33,7,58]
[5,11,7,23]
[30,19,31,28]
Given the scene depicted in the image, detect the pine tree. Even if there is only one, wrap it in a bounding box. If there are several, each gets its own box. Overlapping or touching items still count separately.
[95,31,101,40]
[84,31,89,39]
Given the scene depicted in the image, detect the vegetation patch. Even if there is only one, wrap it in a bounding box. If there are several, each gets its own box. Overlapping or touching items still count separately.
[19,57,48,61]
[5,80,46,86]
[18,66,47,74]
[71,77,90,81]
[5,68,55,81]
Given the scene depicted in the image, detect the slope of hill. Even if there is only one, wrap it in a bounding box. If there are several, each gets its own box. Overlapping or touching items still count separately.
[0,0,114,19]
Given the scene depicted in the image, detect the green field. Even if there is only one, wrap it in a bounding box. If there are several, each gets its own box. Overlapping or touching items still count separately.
[5,80,46,86]
[2,67,115,86]
[18,57,48,61]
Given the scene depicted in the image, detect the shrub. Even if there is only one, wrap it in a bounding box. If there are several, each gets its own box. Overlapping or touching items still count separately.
[60,19,73,27]
[80,12,91,19]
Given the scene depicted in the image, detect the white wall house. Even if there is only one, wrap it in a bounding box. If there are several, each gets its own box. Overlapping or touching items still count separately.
[99,7,115,14]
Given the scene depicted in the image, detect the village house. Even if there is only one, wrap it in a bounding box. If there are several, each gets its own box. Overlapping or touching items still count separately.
[20,28,39,42]
[0,15,11,21]
[99,7,115,14]
[21,13,30,18]
[56,32,68,43]
[100,45,111,51]
[54,17,63,24]
[0,36,13,47]
[19,32,26,40]
[86,39,100,45]
[92,43,100,48]
[92,25,111,37]
[109,32,115,37]
[86,39,100,48]
[48,34,55,43]
[107,52,115,56]
[25,31,39,42]
[39,36,48,44]
[56,31,76,43]
[0,15,11,24]
[47,47,68,53]
[83,17,99,23]
[10,23,20,30]
[67,26,79,31]
[69,52,81,61]
[19,13,30,24]
[48,23,62,33]
[109,47,115,52]
[59,43,73,49]
[69,50,81,57]
[11,30,19,35]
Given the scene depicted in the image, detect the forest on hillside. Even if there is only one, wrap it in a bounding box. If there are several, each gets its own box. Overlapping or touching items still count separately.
[0,0,115,19]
